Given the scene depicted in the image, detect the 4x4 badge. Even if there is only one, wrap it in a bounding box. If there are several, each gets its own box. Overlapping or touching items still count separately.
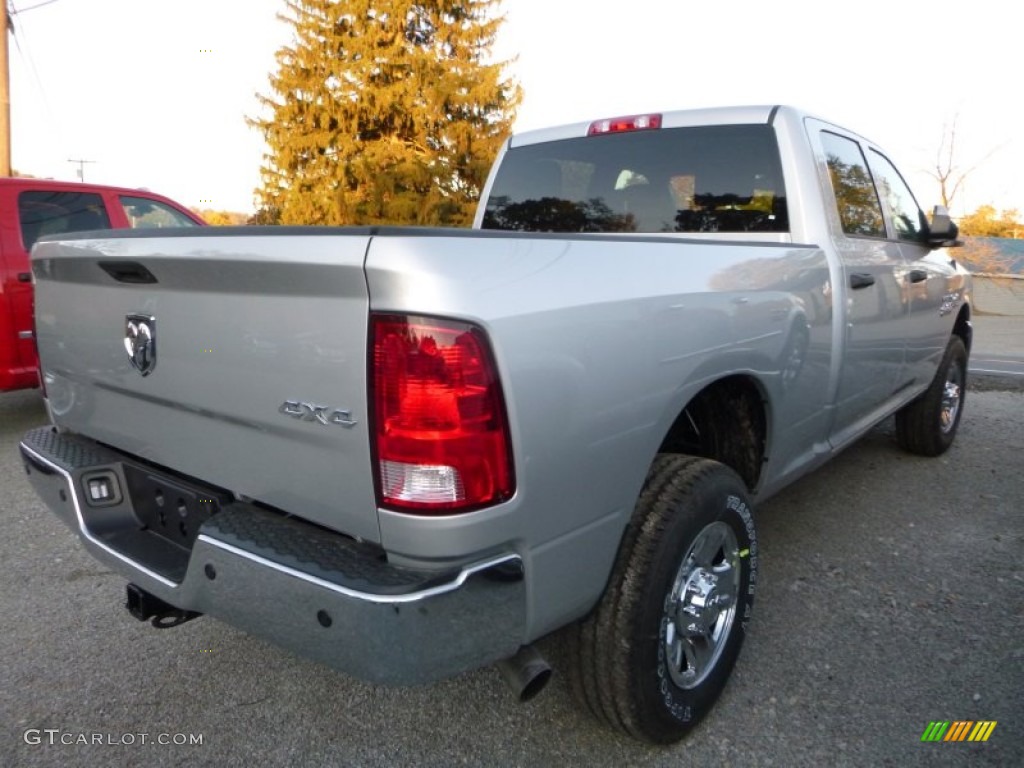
[279,400,357,427]
[125,314,156,376]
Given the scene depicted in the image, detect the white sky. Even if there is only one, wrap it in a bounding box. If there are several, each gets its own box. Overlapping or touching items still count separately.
[10,0,1021,218]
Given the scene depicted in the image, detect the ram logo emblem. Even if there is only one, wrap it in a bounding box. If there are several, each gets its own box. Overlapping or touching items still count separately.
[124,314,157,376]
[939,292,961,317]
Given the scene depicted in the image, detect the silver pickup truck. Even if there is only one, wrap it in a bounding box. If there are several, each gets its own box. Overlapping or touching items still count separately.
[20,105,970,744]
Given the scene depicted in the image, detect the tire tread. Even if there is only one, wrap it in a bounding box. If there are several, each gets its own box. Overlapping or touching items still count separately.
[571,455,745,742]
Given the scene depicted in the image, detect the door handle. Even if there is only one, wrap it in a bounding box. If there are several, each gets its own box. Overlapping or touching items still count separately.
[17,272,32,283]
[850,273,875,290]
[908,269,928,283]
[97,261,157,284]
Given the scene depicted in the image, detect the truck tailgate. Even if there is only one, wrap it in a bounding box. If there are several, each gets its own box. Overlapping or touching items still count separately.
[32,230,380,543]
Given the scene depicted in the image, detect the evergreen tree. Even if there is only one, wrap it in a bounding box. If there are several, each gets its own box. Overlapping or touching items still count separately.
[251,0,520,226]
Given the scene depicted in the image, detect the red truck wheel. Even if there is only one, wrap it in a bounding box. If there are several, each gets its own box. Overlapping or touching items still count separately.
[571,455,757,743]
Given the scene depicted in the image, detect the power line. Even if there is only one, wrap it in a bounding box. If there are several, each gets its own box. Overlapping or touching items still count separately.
[0,0,60,175]
[8,0,72,171]
[11,1,62,15]
[8,10,49,101]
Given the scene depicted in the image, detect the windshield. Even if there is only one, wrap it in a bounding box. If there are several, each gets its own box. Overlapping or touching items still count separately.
[482,124,788,234]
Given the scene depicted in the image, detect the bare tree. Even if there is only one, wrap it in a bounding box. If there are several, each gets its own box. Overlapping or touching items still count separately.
[928,114,1002,211]
[957,237,1014,274]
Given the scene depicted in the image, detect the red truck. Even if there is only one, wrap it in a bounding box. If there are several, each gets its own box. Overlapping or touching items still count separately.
[0,178,205,391]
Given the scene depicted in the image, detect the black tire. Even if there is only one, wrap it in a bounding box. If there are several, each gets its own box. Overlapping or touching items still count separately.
[895,336,967,457]
[570,455,757,744]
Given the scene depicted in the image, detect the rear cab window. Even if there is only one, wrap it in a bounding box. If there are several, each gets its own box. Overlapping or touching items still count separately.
[482,124,788,234]
[120,196,199,228]
[18,191,111,251]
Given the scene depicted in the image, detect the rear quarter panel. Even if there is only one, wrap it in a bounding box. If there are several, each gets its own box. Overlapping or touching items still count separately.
[365,232,834,637]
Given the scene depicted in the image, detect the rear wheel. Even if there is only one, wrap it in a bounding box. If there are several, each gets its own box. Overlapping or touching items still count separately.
[895,336,967,456]
[570,455,757,743]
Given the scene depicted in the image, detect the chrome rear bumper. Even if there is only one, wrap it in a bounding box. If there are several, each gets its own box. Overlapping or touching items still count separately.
[19,426,526,684]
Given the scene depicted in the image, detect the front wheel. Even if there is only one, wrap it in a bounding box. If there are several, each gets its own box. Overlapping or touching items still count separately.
[895,336,967,456]
[570,455,757,744]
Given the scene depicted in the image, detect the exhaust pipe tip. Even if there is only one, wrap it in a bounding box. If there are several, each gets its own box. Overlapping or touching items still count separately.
[497,645,552,703]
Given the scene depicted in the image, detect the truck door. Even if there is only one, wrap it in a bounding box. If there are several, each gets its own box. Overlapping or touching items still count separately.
[812,126,908,445]
[865,149,958,390]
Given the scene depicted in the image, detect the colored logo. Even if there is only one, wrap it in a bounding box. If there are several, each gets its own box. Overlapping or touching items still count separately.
[921,721,997,742]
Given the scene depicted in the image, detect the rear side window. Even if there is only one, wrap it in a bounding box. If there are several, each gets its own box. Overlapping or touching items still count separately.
[482,124,788,234]
[120,196,198,228]
[820,131,885,238]
[18,191,111,251]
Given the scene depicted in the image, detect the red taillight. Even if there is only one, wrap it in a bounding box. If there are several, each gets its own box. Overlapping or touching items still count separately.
[370,313,514,514]
[587,113,662,136]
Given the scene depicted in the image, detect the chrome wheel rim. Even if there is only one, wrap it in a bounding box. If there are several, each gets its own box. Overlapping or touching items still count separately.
[662,521,740,689]
[940,364,963,435]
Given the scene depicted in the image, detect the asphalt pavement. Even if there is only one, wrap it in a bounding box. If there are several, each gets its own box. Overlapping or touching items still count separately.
[1,324,1022,767]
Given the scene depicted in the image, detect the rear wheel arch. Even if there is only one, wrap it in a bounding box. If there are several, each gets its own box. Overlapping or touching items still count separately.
[656,375,769,491]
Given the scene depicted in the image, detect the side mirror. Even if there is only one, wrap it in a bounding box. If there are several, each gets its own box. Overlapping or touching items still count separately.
[925,205,962,248]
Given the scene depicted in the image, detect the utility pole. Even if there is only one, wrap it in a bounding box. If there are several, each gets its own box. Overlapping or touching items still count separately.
[67,157,94,181]
[1,1,11,176]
